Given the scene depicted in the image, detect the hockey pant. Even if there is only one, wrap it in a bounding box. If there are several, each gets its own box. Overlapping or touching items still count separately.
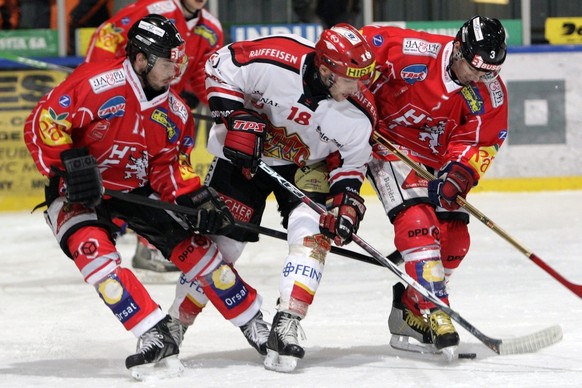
[368,156,470,314]
[45,197,260,335]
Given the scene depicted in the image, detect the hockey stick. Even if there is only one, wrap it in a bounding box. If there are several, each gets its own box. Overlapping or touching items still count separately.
[257,160,562,355]
[102,188,399,267]
[0,53,75,73]
[373,132,582,299]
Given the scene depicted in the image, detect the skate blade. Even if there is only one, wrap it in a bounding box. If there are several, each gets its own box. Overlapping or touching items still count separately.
[389,334,440,354]
[440,345,458,362]
[263,349,298,373]
[129,355,184,381]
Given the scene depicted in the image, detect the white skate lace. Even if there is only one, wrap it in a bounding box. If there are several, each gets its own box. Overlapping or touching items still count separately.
[136,329,164,354]
[242,315,270,344]
[277,314,306,345]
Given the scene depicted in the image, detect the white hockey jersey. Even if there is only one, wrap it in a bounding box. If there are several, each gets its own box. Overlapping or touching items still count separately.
[205,34,377,193]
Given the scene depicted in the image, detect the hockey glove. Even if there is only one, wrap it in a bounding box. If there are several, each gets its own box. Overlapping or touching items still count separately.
[56,147,103,208]
[176,186,235,235]
[319,192,366,246]
[427,162,475,211]
[223,109,267,179]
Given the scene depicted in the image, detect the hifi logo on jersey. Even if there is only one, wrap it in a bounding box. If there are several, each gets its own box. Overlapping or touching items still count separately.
[401,64,428,85]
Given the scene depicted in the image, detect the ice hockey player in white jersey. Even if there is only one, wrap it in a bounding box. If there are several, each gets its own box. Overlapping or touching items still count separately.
[166,23,378,373]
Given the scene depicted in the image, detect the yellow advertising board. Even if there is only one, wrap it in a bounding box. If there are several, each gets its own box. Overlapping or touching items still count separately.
[545,17,582,44]
[0,69,68,211]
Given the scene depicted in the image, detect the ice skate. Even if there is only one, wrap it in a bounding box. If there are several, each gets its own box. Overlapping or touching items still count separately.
[429,309,459,360]
[132,238,180,273]
[388,283,437,354]
[167,315,188,348]
[240,311,270,355]
[125,315,184,380]
[264,311,305,373]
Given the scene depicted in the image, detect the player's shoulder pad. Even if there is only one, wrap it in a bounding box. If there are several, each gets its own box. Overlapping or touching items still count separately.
[347,87,378,127]
[229,35,314,74]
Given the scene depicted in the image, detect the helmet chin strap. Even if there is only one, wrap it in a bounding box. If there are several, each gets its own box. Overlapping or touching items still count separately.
[447,49,464,86]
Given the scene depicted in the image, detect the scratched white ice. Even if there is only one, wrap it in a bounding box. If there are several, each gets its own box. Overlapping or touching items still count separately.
[1,191,581,388]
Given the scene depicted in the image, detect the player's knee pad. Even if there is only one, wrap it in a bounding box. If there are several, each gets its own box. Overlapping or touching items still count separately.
[197,261,261,326]
[439,219,471,279]
[68,226,120,285]
[393,203,440,253]
[95,266,162,335]
[169,234,222,280]
[169,274,209,325]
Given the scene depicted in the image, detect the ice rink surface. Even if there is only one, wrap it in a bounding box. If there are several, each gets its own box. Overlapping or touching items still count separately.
[1,191,581,387]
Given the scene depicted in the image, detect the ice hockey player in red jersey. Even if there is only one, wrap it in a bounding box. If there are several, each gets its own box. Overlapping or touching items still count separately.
[86,0,224,274]
[165,23,377,372]
[360,16,508,359]
[23,14,264,379]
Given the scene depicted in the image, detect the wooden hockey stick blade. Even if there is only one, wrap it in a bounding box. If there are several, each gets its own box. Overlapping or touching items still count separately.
[258,160,562,355]
[373,132,582,299]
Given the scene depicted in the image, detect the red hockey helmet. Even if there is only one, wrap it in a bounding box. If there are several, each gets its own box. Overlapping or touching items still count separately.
[315,23,376,83]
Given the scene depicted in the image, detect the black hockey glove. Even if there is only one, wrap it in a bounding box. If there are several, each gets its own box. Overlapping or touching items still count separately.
[319,191,366,246]
[427,162,475,211]
[176,186,235,235]
[223,109,267,179]
[55,147,103,208]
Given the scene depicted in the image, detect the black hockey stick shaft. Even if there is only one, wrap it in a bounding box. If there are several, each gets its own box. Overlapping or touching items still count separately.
[256,160,511,353]
[102,188,400,267]
[373,132,582,299]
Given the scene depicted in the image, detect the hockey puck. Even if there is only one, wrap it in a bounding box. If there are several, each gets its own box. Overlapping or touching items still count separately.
[458,353,477,359]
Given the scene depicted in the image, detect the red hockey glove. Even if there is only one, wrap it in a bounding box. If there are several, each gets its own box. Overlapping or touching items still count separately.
[176,186,235,235]
[319,192,366,246]
[54,147,103,208]
[427,162,475,211]
[223,109,267,179]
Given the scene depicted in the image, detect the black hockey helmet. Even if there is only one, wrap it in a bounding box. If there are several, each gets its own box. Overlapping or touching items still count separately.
[456,16,507,73]
[127,14,185,71]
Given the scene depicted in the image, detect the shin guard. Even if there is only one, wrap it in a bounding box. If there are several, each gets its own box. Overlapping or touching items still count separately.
[168,273,208,325]
[393,204,448,312]
[198,262,261,327]
[69,227,163,335]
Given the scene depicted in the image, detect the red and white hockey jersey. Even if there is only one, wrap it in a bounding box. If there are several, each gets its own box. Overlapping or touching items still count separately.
[361,25,508,181]
[24,58,199,202]
[85,0,223,105]
[205,34,377,193]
